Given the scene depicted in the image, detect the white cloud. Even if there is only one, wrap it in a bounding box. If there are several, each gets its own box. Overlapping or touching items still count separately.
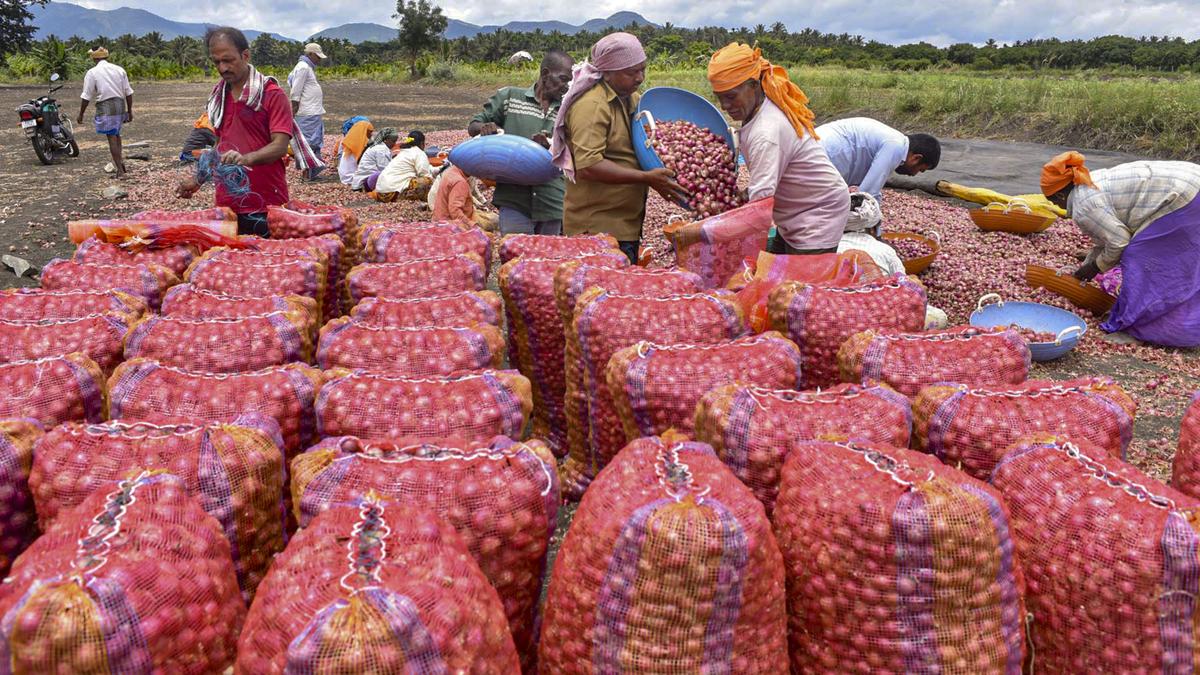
[69,0,1200,45]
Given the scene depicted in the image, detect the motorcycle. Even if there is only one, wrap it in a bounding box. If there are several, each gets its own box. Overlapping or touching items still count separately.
[15,73,79,165]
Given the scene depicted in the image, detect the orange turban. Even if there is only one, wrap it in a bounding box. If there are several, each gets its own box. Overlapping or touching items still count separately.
[194,113,213,131]
[1041,151,1095,196]
[707,43,817,140]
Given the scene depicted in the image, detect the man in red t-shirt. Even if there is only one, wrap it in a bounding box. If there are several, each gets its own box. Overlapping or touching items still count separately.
[177,27,292,236]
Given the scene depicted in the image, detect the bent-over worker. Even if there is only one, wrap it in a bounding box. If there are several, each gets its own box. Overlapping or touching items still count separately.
[817,117,940,204]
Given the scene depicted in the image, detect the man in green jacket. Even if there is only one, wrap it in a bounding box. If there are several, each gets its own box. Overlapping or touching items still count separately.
[468,49,574,235]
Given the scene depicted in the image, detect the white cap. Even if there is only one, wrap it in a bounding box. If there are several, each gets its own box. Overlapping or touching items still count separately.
[304,42,327,60]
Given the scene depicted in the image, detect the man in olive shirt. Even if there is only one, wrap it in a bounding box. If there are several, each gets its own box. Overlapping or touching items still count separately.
[550,33,687,262]
[468,50,574,235]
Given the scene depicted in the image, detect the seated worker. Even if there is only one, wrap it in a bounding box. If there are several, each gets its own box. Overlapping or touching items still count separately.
[336,117,373,185]
[708,43,849,254]
[371,131,434,203]
[1041,151,1200,347]
[180,113,216,163]
[350,127,399,191]
[817,117,941,204]
[432,161,498,229]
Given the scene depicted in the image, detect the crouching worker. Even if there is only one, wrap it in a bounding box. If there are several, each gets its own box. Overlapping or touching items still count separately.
[370,130,434,203]
[432,161,499,229]
[1041,151,1200,347]
[180,113,216,163]
[350,127,399,192]
[707,43,849,254]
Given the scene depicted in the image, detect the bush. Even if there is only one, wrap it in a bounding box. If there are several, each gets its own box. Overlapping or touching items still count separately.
[426,59,459,83]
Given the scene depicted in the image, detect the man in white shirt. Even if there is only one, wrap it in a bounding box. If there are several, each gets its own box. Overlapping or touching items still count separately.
[817,117,940,203]
[77,46,133,177]
[288,42,327,179]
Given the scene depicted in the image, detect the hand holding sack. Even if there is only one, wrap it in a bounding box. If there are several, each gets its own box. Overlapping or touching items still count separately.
[40,259,179,311]
[349,290,502,328]
[0,288,146,322]
[317,318,505,375]
[0,419,42,575]
[124,309,313,373]
[0,354,106,426]
[1172,393,1200,498]
[346,253,486,303]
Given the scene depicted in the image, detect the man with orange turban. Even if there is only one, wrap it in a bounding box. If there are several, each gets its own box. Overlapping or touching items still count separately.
[707,43,849,254]
[1041,150,1200,347]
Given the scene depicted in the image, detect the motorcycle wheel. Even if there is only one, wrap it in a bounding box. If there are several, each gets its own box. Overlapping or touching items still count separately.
[31,134,54,165]
[61,118,79,158]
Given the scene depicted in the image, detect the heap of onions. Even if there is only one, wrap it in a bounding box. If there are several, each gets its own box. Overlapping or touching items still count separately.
[124,309,313,373]
[185,255,327,317]
[497,232,619,264]
[0,288,146,322]
[562,288,746,499]
[241,235,347,319]
[913,377,1136,481]
[837,326,1031,399]
[0,312,129,372]
[1170,392,1200,498]
[1004,323,1059,343]
[40,258,179,310]
[365,226,493,267]
[161,287,319,342]
[315,369,531,443]
[237,495,519,673]
[767,274,927,389]
[346,254,486,303]
[888,237,934,260]
[651,120,745,219]
[74,237,198,276]
[0,353,106,426]
[316,318,504,375]
[0,471,245,673]
[0,419,42,574]
[349,290,503,328]
[541,433,787,672]
[694,382,912,515]
[776,439,1026,672]
[289,436,558,666]
[30,415,286,598]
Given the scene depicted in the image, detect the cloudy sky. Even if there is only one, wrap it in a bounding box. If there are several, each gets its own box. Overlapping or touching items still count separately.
[73,0,1200,45]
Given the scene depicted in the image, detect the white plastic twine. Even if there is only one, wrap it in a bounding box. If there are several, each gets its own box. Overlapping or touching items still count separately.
[1059,440,1177,511]
[634,334,769,359]
[70,470,153,582]
[744,384,864,410]
[78,420,204,439]
[339,493,391,594]
[963,383,1092,399]
[834,440,933,490]
[653,439,710,504]
[341,441,555,498]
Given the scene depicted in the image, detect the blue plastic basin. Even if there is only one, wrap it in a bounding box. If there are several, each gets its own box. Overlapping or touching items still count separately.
[969,295,1087,361]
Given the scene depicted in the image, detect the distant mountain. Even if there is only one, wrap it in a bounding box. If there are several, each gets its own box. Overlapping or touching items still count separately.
[310,22,396,43]
[315,12,658,44]
[30,2,294,42]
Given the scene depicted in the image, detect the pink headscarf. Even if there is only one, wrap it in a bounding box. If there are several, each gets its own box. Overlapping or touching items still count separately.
[549,32,647,181]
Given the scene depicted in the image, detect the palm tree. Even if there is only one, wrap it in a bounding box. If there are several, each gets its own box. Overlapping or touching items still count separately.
[32,36,71,78]
[169,36,205,68]
[115,33,139,55]
[138,31,165,57]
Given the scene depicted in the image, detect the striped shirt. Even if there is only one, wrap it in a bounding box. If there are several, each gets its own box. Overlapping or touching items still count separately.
[1067,161,1200,271]
[472,85,564,221]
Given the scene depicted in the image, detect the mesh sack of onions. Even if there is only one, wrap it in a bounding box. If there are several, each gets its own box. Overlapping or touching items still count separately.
[266,201,360,258]
[242,234,347,319]
[540,433,787,672]
[0,313,129,372]
[358,220,469,249]
[498,232,619,264]
[108,358,324,456]
[203,246,335,321]
[606,332,802,442]
[290,436,558,665]
[0,354,106,426]
[317,318,505,375]
[315,369,531,443]
[346,253,486,303]
[236,494,519,674]
[694,381,912,515]
[562,289,746,498]
[185,255,327,319]
[500,251,629,452]
[40,258,179,311]
[0,288,146,322]
[1172,393,1200,498]
[124,309,313,373]
[74,236,198,277]
[349,290,502,328]
[837,326,1031,399]
[991,436,1200,672]
[555,263,705,464]
[0,470,245,673]
[914,377,1136,481]
[132,206,237,222]
[365,225,494,267]
[768,274,927,389]
[775,439,1026,673]
[31,415,285,598]
[0,419,41,575]
[161,286,319,341]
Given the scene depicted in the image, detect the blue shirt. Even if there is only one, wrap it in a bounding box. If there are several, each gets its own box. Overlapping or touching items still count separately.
[816,117,909,203]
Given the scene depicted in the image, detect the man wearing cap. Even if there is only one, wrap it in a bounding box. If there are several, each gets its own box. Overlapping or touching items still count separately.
[77,46,133,178]
[288,42,327,179]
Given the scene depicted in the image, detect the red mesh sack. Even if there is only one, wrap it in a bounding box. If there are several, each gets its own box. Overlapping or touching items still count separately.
[74,236,198,276]
[31,415,285,598]
[107,358,324,456]
[768,273,927,389]
[500,252,629,452]
[0,419,41,574]
[0,354,106,426]
[775,439,1026,673]
[694,382,913,514]
[1172,393,1200,498]
[0,288,146,322]
[317,318,505,375]
[606,332,803,442]
[185,253,327,319]
[991,436,1200,673]
[237,494,519,674]
[242,234,347,318]
[357,221,469,250]
[0,471,245,673]
[204,246,334,319]
[498,232,618,264]
[349,290,502,328]
[540,434,787,672]
[132,207,236,222]
[266,201,360,258]
[40,258,179,310]
[562,289,745,498]
[838,326,1031,398]
[316,369,531,442]
[555,264,705,462]
[915,377,1136,481]
[290,436,559,665]
[346,254,486,303]
[160,285,319,341]
[365,225,494,267]
[123,309,313,373]
[0,313,129,372]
